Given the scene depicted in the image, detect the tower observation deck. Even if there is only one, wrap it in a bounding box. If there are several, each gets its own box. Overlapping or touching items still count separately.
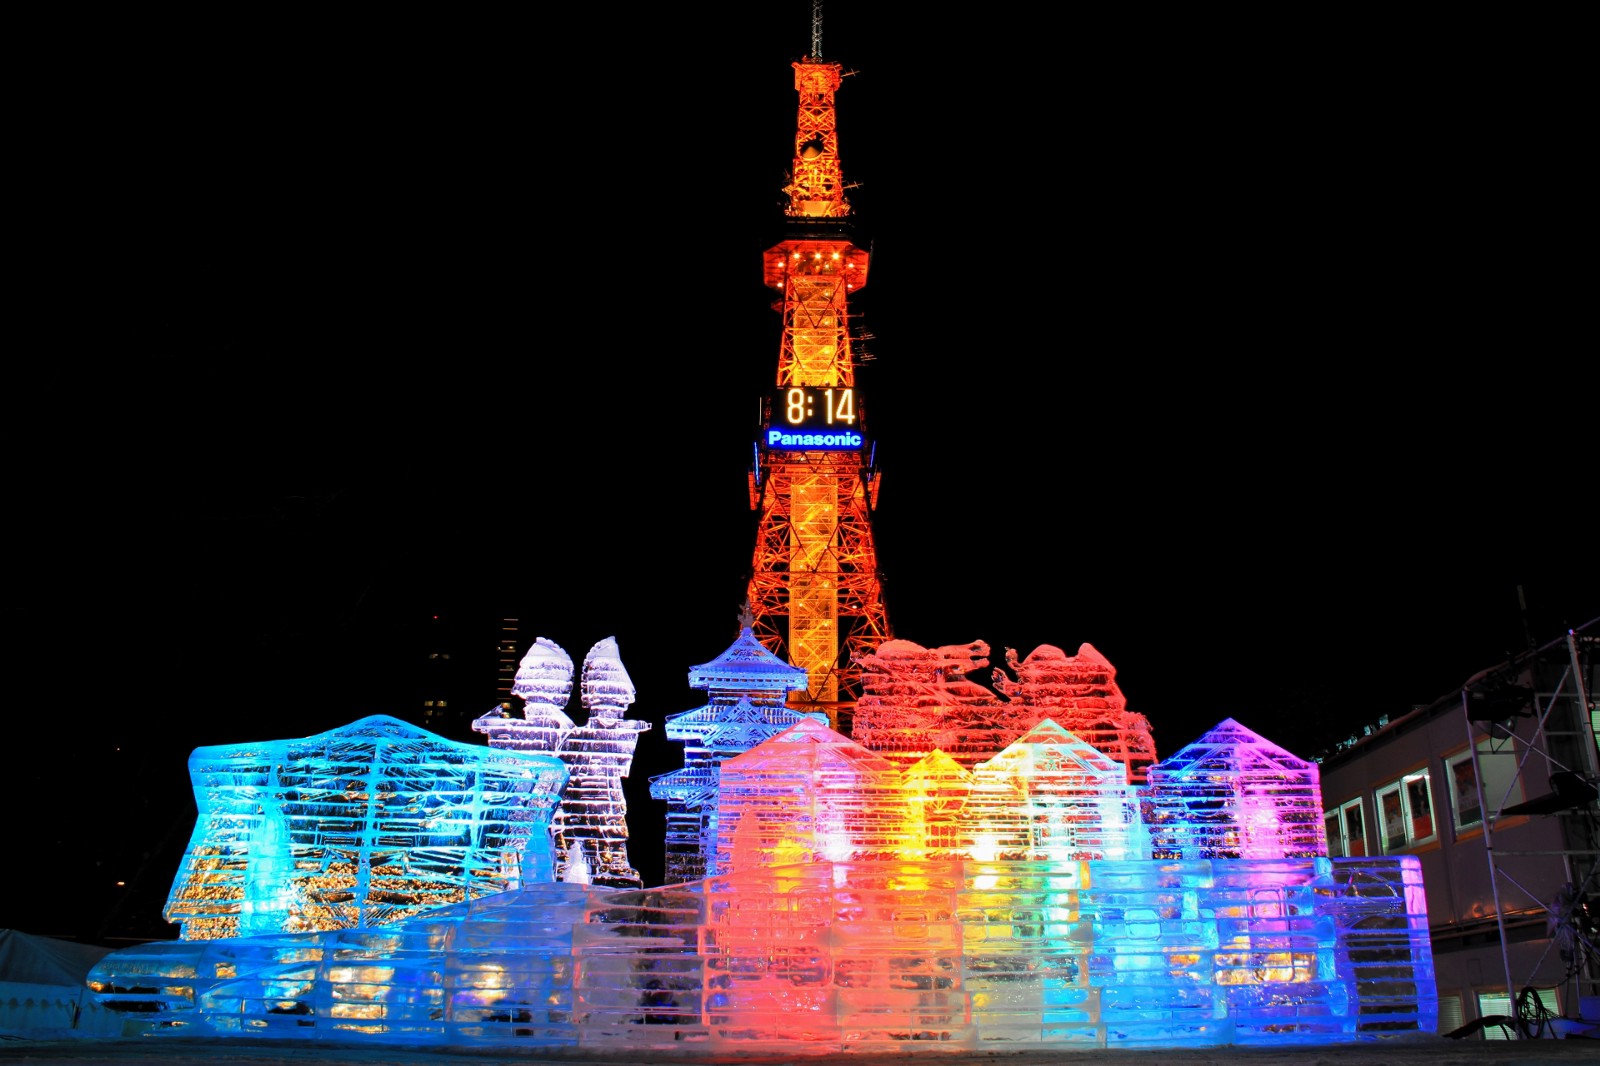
[745,43,890,729]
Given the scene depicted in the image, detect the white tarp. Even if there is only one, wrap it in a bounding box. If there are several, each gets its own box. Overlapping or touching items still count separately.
[0,929,122,1037]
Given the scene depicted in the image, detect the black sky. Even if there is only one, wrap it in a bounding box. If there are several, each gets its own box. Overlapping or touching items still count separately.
[9,4,1594,939]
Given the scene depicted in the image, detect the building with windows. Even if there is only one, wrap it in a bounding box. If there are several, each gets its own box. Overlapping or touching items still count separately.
[1318,617,1599,1038]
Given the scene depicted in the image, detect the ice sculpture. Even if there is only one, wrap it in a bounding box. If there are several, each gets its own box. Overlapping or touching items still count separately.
[474,637,651,888]
[163,715,568,940]
[962,719,1144,862]
[1144,718,1330,860]
[715,718,917,873]
[478,637,577,754]
[854,640,1160,782]
[650,625,820,883]
[92,713,1436,1050]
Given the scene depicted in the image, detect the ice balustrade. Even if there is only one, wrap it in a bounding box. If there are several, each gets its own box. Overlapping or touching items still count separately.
[94,661,1436,1051]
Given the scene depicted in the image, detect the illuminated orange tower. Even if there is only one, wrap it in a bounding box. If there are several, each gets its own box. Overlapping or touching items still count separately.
[745,23,889,729]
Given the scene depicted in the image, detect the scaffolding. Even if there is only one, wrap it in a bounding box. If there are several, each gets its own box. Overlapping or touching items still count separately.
[1463,618,1600,1034]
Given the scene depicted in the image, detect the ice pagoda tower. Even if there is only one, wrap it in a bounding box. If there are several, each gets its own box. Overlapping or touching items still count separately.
[649,622,819,883]
[474,637,650,888]
[745,35,890,726]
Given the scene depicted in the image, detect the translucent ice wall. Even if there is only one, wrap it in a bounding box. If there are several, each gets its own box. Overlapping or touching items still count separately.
[164,715,568,940]
[93,857,1434,1050]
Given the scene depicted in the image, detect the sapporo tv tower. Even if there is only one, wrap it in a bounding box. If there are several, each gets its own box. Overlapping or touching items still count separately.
[744,6,889,730]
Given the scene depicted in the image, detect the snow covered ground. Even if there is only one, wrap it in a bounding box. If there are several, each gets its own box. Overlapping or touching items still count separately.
[2,1035,1598,1066]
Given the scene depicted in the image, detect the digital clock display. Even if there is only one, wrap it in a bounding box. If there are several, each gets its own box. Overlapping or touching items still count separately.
[764,386,865,451]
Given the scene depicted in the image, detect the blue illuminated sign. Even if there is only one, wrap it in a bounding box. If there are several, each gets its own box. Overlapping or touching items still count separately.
[766,428,864,450]
[765,387,866,451]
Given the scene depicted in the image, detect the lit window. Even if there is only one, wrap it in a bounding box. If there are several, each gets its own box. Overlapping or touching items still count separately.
[1448,738,1526,831]
[1324,798,1367,857]
[1476,988,1557,1039]
[1377,770,1436,853]
[1437,993,1464,1037]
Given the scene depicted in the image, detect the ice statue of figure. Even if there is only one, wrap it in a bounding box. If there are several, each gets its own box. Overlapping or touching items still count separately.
[473,638,577,755]
[164,715,568,941]
[474,637,652,888]
[558,638,651,887]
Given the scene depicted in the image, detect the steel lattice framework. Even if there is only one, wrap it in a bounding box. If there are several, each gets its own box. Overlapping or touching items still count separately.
[745,56,889,721]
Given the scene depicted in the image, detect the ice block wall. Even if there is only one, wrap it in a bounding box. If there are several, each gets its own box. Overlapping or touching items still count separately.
[94,857,1433,1051]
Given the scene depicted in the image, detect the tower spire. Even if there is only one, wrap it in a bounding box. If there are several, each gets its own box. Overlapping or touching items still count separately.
[746,23,889,730]
[783,47,849,219]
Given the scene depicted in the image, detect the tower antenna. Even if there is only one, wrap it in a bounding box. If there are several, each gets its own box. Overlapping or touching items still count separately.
[810,0,824,59]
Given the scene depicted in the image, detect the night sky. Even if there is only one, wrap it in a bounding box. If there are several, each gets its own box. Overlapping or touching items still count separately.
[9,4,1592,942]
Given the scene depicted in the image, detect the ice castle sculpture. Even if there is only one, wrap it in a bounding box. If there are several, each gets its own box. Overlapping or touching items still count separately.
[853,640,1161,782]
[162,715,568,940]
[473,637,651,888]
[90,650,1437,1052]
[650,625,821,883]
[1145,718,1329,860]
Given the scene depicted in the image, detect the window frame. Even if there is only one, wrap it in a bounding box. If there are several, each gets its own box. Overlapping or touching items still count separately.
[1322,797,1368,857]
[1447,736,1527,832]
[1376,769,1436,853]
